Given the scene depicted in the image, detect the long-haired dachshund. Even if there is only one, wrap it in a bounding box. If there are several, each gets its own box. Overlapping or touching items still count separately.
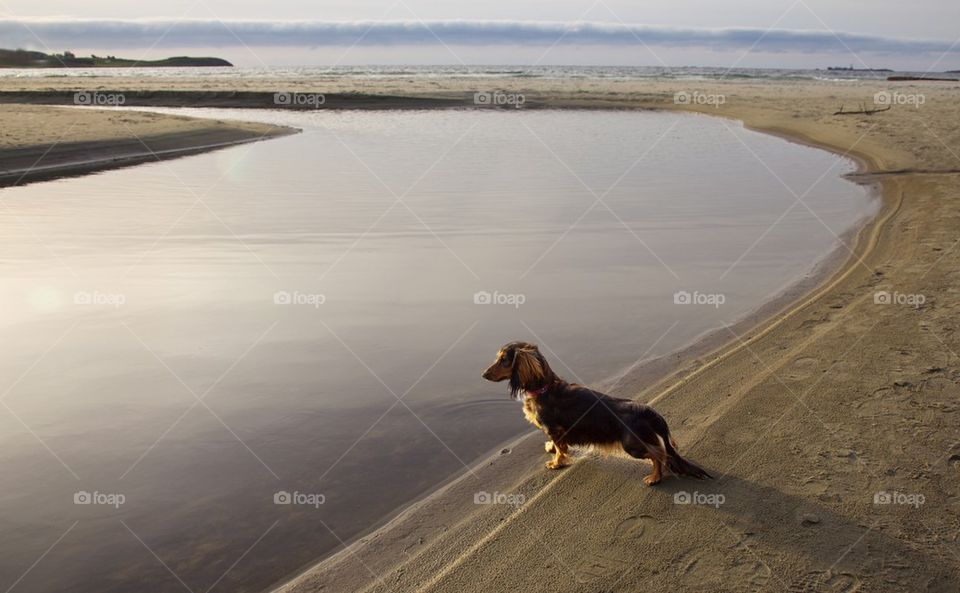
[482,341,711,485]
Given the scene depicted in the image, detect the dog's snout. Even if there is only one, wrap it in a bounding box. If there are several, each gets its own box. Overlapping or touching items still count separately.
[482,363,503,382]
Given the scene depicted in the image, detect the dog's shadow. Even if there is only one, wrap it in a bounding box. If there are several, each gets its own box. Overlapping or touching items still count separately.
[582,456,946,589]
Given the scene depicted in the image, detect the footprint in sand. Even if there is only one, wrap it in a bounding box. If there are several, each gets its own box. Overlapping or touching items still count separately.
[611,514,650,543]
[787,570,861,593]
[742,560,773,592]
[571,553,631,583]
[820,572,862,593]
[787,357,820,380]
[571,515,656,584]
[724,533,774,592]
[671,548,770,591]
[799,314,831,330]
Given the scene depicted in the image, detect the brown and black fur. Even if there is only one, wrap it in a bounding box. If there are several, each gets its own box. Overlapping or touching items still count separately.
[482,341,711,485]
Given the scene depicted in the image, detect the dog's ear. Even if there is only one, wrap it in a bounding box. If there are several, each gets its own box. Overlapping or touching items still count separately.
[509,346,544,397]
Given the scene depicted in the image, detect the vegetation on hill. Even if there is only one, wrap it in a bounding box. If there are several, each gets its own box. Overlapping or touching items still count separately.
[0,49,232,68]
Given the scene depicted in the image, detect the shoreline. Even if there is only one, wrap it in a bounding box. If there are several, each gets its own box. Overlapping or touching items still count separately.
[0,90,469,110]
[266,108,891,593]
[0,131,297,188]
[1,79,956,591]
[0,104,298,188]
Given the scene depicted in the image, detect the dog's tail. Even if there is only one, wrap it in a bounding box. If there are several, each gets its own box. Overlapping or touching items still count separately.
[657,421,712,480]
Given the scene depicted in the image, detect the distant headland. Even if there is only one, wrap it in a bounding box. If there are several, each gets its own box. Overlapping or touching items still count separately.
[824,65,893,72]
[0,49,232,68]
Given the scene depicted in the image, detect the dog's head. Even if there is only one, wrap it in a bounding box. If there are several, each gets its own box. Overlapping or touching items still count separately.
[482,341,548,399]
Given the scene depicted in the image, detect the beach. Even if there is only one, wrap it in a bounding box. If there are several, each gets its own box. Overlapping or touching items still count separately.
[1,76,958,592]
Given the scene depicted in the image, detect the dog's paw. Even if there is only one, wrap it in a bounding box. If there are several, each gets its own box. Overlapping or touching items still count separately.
[544,441,556,454]
[545,460,568,470]
[643,474,661,486]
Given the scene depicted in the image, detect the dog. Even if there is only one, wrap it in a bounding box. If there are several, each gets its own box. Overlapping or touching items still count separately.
[482,341,711,485]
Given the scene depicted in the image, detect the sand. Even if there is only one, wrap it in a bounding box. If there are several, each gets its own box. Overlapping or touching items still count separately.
[0,104,296,186]
[2,77,959,591]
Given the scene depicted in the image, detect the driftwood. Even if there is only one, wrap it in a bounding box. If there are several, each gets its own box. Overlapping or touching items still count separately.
[833,103,892,116]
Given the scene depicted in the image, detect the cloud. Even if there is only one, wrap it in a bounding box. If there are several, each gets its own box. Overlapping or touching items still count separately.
[1,19,956,55]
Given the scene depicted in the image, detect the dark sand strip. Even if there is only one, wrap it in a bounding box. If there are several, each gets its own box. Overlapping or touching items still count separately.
[0,104,297,188]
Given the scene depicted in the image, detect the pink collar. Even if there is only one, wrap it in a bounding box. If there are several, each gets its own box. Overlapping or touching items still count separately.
[525,383,552,398]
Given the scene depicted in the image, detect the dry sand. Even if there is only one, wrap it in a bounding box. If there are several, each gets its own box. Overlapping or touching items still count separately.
[2,77,959,591]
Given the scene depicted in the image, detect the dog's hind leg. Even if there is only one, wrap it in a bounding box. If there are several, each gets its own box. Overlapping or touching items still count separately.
[645,457,664,485]
[644,408,711,479]
[622,434,668,486]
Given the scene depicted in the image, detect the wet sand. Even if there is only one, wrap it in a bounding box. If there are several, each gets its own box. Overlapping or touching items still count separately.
[1,77,959,592]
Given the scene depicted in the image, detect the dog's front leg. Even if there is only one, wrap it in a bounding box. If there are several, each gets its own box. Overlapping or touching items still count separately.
[545,440,570,470]
[544,439,556,454]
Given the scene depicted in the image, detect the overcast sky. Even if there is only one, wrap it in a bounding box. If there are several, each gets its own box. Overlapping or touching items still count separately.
[1,1,958,70]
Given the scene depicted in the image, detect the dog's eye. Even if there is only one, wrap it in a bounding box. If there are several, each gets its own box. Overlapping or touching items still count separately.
[500,356,511,366]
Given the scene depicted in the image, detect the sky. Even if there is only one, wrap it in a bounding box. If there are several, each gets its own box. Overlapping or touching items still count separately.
[1,0,958,70]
